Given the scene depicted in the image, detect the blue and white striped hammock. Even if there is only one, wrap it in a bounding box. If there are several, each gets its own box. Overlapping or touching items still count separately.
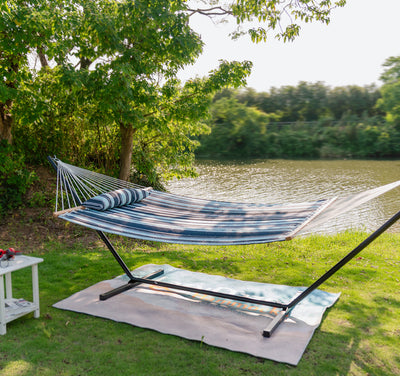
[51,158,400,246]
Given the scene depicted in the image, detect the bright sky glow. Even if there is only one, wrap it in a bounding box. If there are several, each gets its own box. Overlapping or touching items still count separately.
[179,0,400,92]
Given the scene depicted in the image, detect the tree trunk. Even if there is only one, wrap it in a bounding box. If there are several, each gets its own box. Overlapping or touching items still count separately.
[1,59,19,145]
[0,102,13,144]
[119,123,136,181]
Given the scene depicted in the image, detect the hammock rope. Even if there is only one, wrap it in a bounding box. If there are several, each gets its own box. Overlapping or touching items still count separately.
[54,158,142,212]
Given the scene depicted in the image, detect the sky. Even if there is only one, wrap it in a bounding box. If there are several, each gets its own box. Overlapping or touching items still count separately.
[178,0,400,92]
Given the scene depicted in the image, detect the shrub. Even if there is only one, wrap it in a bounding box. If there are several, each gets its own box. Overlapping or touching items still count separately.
[0,141,37,216]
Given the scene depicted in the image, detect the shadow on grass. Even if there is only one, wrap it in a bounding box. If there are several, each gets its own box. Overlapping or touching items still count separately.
[310,291,400,373]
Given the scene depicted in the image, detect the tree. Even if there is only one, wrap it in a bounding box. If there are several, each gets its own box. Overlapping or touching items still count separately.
[378,56,400,129]
[1,0,346,185]
[0,1,43,143]
[327,84,381,119]
[197,96,271,157]
[379,56,400,83]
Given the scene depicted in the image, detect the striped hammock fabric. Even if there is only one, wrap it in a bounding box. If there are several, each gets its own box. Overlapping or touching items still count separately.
[50,158,400,246]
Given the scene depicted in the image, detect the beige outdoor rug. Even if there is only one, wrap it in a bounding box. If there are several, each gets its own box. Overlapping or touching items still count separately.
[53,264,340,365]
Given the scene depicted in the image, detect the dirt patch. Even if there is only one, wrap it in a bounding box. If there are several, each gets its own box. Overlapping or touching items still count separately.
[0,165,100,253]
[0,206,100,253]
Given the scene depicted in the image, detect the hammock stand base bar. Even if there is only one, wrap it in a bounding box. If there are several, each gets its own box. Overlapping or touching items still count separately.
[95,209,400,337]
[99,268,165,301]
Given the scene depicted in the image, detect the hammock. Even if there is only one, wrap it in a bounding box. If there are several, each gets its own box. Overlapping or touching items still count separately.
[48,156,400,336]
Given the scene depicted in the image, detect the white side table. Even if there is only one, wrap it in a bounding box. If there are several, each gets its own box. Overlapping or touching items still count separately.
[0,255,43,335]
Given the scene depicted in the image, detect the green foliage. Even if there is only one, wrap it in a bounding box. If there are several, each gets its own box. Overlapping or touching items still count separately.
[197,85,400,159]
[196,97,271,158]
[233,83,382,122]
[378,88,400,130]
[378,82,400,128]
[230,0,346,42]
[377,55,400,130]
[29,191,48,208]
[0,141,36,216]
[380,55,400,84]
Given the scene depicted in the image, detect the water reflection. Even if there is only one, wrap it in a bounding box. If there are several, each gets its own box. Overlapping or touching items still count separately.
[167,160,400,234]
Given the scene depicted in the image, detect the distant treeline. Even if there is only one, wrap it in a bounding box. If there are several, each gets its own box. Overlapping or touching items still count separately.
[196,82,400,159]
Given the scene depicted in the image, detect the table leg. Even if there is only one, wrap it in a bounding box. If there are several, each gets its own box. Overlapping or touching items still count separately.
[5,272,12,299]
[32,264,40,318]
[0,275,6,335]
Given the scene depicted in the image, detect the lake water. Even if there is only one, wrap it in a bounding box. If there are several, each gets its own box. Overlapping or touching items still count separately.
[167,159,400,234]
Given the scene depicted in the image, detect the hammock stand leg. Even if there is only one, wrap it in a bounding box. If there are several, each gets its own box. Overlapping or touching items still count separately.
[261,208,400,337]
[96,231,164,301]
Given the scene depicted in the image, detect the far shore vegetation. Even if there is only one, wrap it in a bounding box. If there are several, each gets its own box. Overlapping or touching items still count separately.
[196,83,400,160]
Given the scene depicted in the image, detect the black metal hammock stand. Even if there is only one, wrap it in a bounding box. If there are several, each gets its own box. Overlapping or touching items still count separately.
[48,156,400,337]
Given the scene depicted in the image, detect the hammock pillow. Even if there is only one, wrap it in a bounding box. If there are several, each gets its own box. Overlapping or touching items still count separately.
[83,188,151,211]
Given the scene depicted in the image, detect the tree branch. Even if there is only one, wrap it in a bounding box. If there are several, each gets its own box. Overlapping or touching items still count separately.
[80,57,92,70]
[186,6,232,17]
[37,47,49,68]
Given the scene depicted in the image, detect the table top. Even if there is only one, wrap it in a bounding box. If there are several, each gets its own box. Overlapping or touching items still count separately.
[0,255,43,276]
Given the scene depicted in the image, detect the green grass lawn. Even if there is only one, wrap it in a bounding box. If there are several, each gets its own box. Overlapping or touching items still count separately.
[1,231,399,376]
